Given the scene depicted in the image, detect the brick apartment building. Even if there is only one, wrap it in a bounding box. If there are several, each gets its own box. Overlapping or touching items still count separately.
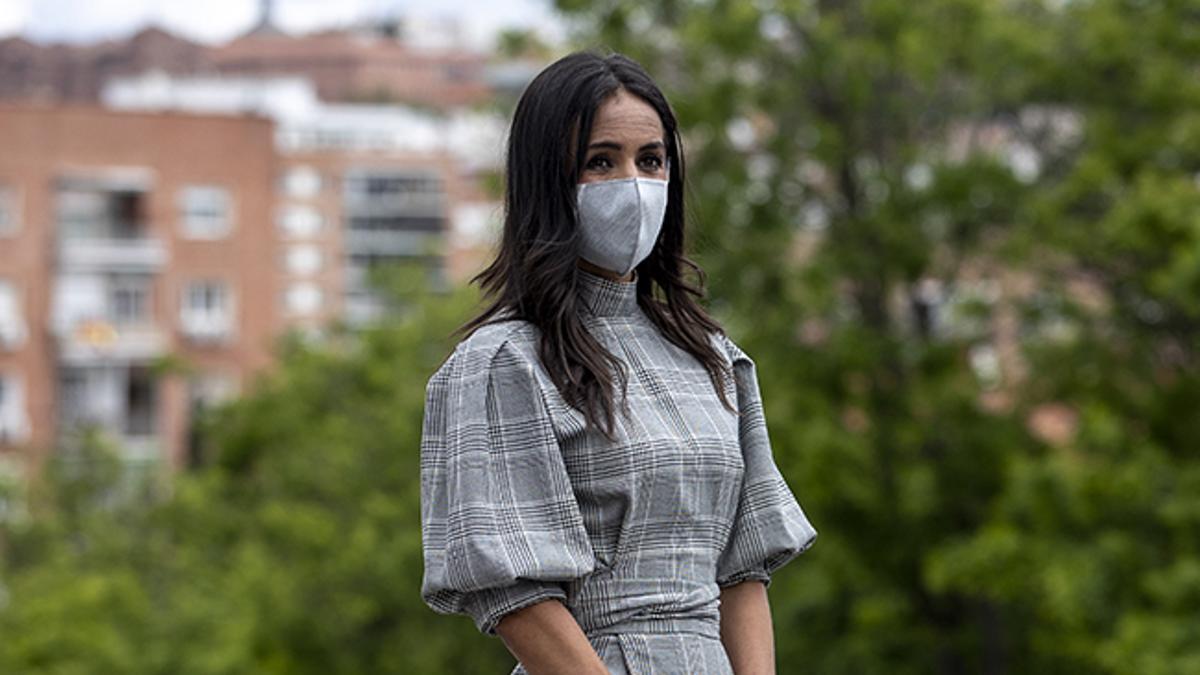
[211,29,491,109]
[0,7,524,484]
[276,147,470,326]
[0,101,474,479]
[0,27,214,103]
[0,21,493,110]
[0,104,278,474]
[101,71,495,318]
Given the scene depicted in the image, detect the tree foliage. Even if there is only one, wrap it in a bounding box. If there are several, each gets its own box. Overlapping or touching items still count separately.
[0,267,521,674]
[552,1,1200,673]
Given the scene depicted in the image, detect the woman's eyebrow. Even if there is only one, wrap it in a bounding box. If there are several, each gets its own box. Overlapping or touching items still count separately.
[587,140,666,151]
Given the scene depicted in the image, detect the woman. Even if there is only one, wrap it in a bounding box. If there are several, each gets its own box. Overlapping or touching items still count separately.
[419,50,817,674]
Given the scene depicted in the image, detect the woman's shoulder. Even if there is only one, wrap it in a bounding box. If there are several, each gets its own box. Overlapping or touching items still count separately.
[459,317,538,353]
[429,318,541,384]
[708,328,754,368]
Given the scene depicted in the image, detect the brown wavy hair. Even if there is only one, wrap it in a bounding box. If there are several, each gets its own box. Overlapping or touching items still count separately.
[453,49,736,442]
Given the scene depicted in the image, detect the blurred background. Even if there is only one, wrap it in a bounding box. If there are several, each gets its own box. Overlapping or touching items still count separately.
[0,0,1197,673]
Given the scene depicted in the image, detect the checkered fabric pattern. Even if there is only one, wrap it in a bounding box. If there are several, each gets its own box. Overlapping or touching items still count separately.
[420,267,818,673]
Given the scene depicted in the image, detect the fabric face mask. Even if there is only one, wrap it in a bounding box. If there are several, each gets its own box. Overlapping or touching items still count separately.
[575,165,670,277]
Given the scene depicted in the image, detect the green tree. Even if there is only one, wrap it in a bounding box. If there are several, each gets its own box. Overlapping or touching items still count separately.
[495,28,555,61]
[554,0,1200,673]
[930,2,1200,673]
[0,265,522,674]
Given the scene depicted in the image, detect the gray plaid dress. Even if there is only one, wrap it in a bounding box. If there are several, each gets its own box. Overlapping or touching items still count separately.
[420,267,818,674]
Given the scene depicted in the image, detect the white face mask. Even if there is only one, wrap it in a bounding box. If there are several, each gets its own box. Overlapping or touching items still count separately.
[575,165,670,277]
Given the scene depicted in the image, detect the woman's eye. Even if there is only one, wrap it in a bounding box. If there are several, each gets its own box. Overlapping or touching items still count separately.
[641,155,664,170]
[586,156,612,170]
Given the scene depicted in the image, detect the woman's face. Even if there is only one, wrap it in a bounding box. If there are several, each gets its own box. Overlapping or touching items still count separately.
[578,88,668,186]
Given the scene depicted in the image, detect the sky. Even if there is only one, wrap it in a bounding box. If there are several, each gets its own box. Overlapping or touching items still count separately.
[0,0,566,48]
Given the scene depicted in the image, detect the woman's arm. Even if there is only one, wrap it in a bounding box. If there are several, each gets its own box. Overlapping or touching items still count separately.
[495,598,609,675]
[719,580,776,675]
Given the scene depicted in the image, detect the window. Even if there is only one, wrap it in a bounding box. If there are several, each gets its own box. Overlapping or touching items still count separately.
[346,215,442,233]
[281,166,321,198]
[109,275,150,326]
[0,280,26,350]
[0,183,19,236]
[284,282,322,315]
[125,365,156,436]
[58,368,90,428]
[179,186,233,239]
[344,171,443,201]
[185,280,228,314]
[0,372,30,444]
[277,205,324,238]
[285,245,322,276]
[185,370,238,468]
[56,187,144,239]
[180,280,234,342]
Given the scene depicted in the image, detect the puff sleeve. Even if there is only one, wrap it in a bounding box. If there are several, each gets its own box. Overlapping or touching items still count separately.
[715,333,818,589]
[420,333,596,635]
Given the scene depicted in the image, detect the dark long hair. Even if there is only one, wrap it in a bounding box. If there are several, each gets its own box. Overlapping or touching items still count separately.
[454,49,737,441]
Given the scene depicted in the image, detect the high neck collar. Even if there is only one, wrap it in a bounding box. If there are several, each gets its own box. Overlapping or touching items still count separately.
[578,267,640,318]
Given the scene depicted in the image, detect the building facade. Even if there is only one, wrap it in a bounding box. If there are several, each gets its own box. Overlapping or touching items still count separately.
[0,104,278,473]
[0,91,494,479]
[104,72,503,316]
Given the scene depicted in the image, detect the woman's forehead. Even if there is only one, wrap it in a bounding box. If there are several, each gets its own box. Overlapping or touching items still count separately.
[589,90,664,143]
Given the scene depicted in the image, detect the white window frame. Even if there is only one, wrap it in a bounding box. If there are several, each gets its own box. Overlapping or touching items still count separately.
[277,205,324,238]
[179,279,235,343]
[283,282,323,316]
[284,244,323,276]
[109,274,151,327]
[0,183,20,237]
[281,166,322,199]
[0,279,27,351]
[0,372,31,445]
[178,185,234,239]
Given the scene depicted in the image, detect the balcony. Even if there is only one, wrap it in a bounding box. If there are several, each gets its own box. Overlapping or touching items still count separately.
[58,235,168,272]
[343,191,446,217]
[55,319,169,364]
[343,229,441,256]
[55,362,163,462]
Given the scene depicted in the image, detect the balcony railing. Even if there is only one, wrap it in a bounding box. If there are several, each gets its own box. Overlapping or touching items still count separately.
[58,235,168,271]
[342,191,445,216]
[54,320,168,364]
[343,230,441,256]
